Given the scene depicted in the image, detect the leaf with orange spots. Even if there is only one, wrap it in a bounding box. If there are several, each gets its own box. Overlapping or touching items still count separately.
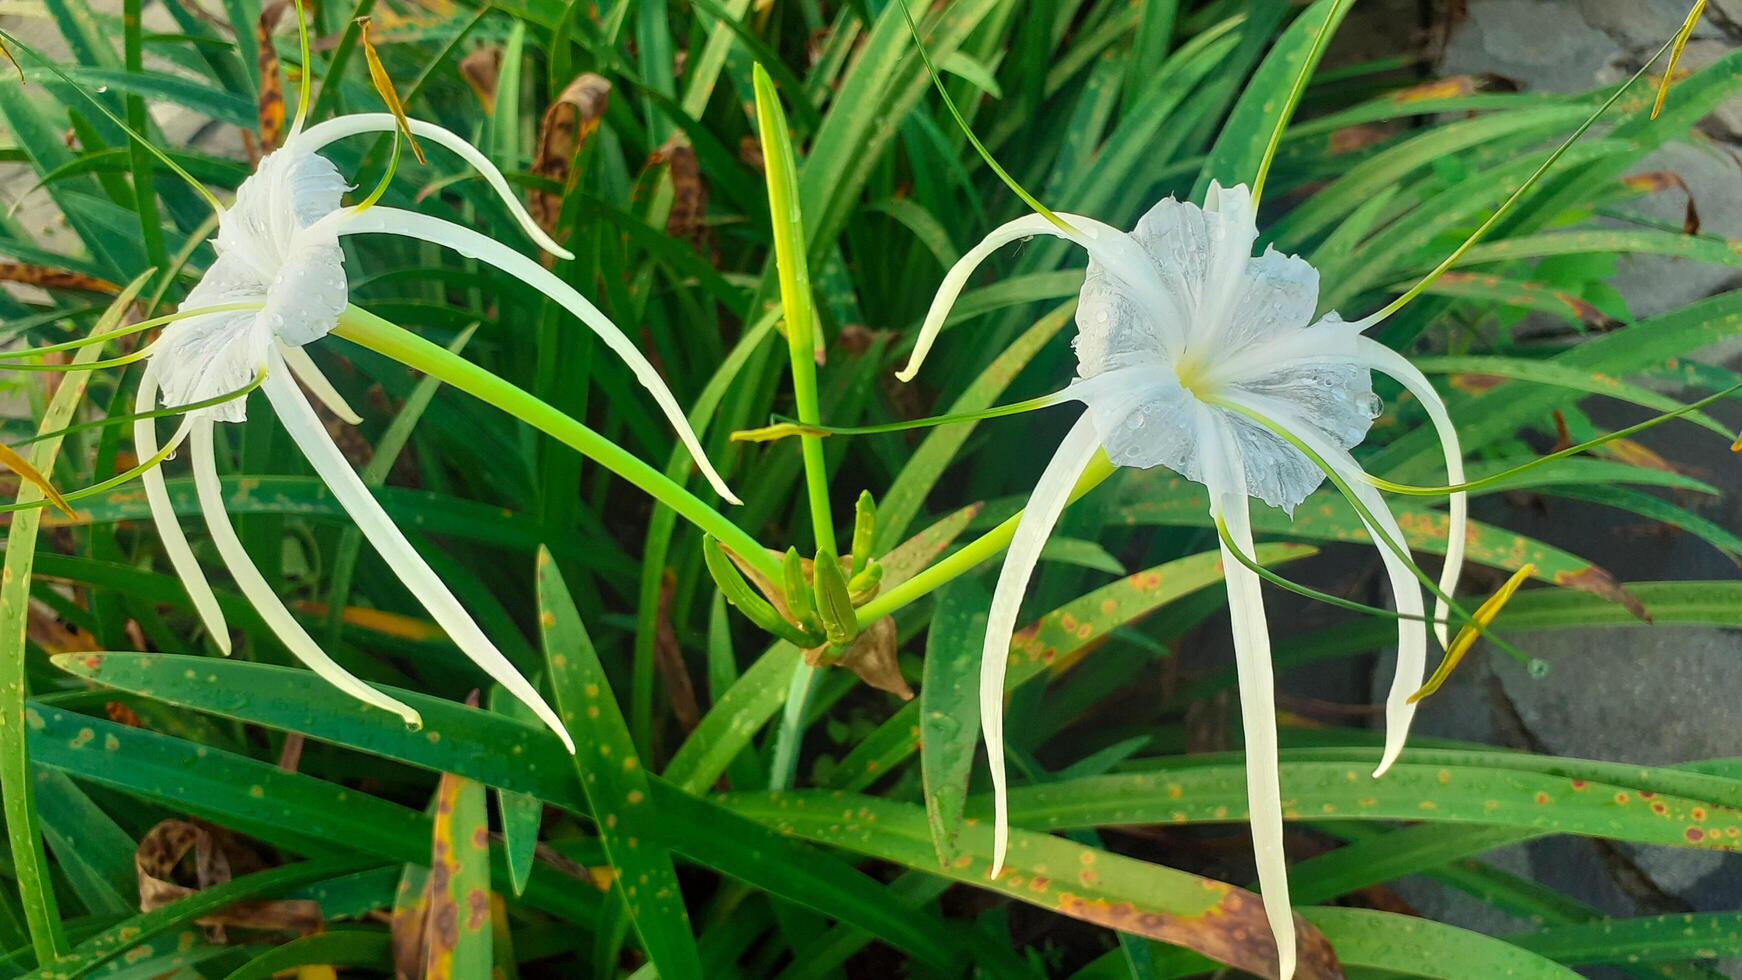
[1115,473,1647,619]
[826,545,1315,792]
[425,761,490,977]
[536,548,701,980]
[718,792,1342,980]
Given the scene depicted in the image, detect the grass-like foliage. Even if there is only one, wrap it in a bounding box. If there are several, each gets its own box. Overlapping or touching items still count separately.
[0,0,1739,976]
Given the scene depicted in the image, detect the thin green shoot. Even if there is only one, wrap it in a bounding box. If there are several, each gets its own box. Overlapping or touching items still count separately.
[1215,515,1433,626]
[732,391,1065,442]
[0,303,264,362]
[1251,0,1357,208]
[13,375,263,449]
[894,0,1081,236]
[1370,383,1742,496]
[1367,26,1685,328]
[290,0,314,136]
[351,131,404,213]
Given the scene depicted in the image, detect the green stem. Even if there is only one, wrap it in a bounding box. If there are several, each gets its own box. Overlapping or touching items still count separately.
[737,391,1065,442]
[753,64,836,553]
[332,306,780,584]
[1250,0,1355,208]
[854,454,1118,629]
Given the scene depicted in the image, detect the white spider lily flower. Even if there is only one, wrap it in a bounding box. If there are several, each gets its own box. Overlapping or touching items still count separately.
[900,183,1467,979]
[139,113,741,752]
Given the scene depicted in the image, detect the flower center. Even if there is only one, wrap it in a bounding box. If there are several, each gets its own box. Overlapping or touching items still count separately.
[1173,351,1220,401]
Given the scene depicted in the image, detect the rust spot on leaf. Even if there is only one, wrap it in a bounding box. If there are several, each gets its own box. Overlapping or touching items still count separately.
[1051,887,1341,979]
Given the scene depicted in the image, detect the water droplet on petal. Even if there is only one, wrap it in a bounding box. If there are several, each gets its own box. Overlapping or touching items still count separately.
[1125,411,1146,431]
[1358,391,1384,419]
[1527,658,1551,679]
[1095,309,1110,324]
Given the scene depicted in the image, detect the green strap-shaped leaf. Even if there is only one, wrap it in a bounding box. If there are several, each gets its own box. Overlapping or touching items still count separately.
[42,660,969,973]
[1194,0,1349,195]
[2,273,150,966]
[1303,907,1578,979]
[487,685,545,898]
[536,548,702,980]
[920,580,988,867]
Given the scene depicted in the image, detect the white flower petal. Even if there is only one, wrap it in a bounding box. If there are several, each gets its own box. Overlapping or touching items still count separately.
[262,233,348,348]
[901,213,1058,382]
[219,150,348,271]
[1203,313,1362,388]
[135,362,229,652]
[1129,181,1259,352]
[1221,245,1320,357]
[190,419,420,727]
[262,364,576,753]
[1198,181,1262,344]
[293,113,575,260]
[1350,337,1466,649]
[1198,405,1296,980]
[1073,269,1172,377]
[904,213,1184,383]
[338,206,740,505]
[155,254,270,421]
[1232,391,1429,780]
[278,342,362,425]
[982,413,1103,877]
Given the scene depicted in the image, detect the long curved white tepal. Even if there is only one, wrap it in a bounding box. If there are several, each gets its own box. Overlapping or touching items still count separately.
[292,113,574,261]
[332,207,741,506]
[262,362,577,754]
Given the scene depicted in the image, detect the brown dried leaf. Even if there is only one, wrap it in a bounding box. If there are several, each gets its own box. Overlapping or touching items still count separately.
[655,569,702,732]
[458,47,502,114]
[390,864,433,980]
[357,17,425,163]
[529,72,611,234]
[652,133,710,254]
[836,615,911,700]
[26,600,96,655]
[0,441,76,518]
[739,134,763,173]
[1622,170,1700,235]
[1387,73,1517,103]
[136,820,322,941]
[0,262,121,294]
[1554,566,1651,622]
[256,1,289,151]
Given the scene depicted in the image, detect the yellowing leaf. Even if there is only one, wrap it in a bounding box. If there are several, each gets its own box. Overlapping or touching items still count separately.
[0,442,74,519]
[1652,0,1707,119]
[1410,564,1537,704]
[357,17,425,164]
